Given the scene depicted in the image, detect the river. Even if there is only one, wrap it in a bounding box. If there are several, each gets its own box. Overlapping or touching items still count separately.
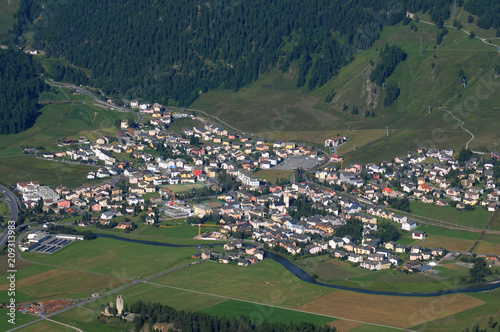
[96,233,500,297]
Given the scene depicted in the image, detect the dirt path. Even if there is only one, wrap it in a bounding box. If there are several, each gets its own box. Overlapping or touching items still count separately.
[418,19,499,49]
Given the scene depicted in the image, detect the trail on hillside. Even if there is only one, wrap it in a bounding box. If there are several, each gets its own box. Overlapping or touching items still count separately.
[438,108,486,154]
[418,19,499,49]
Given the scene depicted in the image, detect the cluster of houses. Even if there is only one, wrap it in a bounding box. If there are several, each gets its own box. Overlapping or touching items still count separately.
[202,240,265,266]
[14,101,500,272]
[316,148,499,212]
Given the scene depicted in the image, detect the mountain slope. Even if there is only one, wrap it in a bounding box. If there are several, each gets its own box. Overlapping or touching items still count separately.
[15,0,456,106]
[192,19,500,163]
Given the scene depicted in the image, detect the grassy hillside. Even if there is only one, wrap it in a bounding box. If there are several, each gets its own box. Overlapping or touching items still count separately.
[0,0,21,36]
[192,18,500,163]
[0,88,136,188]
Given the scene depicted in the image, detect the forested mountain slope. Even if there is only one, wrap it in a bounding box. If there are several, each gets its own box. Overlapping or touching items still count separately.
[0,49,47,134]
[15,0,455,106]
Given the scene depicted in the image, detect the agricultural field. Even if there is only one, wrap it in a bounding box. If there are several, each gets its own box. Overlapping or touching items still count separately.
[43,308,130,332]
[296,290,485,329]
[0,157,95,189]
[415,224,480,241]
[412,287,500,332]
[0,255,130,303]
[409,202,493,229]
[0,308,37,332]
[255,169,293,183]
[0,267,129,303]
[11,318,89,332]
[152,259,336,309]
[20,238,199,279]
[83,282,226,314]
[415,234,477,253]
[473,234,500,256]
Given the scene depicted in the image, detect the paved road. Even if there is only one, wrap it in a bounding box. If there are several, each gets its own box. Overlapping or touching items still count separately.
[0,184,20,221]
[0,185,21,249]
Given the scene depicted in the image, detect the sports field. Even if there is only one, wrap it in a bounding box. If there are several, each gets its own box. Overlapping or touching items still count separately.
[162,183,206,193]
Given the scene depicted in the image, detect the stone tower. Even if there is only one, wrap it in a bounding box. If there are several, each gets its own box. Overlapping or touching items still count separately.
[116,295,123,315]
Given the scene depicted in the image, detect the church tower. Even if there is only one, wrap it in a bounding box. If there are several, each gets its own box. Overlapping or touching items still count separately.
[116,295,123,315]
[283,187,290,208]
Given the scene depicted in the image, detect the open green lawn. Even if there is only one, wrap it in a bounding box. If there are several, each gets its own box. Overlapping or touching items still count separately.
[255,169,293,183]
[294,255,472,293]
[489,211,500,232]
[410,201,493,229]
[20,237,200,279]
[201,299,335,325]
[152,259,336,309]
[415,224,480,241]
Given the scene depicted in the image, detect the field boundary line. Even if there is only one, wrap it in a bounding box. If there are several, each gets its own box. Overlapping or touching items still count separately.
[43,318,84,332]
[144,281,415,331]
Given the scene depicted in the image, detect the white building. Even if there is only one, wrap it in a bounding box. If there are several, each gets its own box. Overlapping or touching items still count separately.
[237,170,260,188]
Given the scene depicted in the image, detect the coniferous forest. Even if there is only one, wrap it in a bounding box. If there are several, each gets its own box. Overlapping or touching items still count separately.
[14,0,460,106]
[129,301,336,332]
[0,49,47,134]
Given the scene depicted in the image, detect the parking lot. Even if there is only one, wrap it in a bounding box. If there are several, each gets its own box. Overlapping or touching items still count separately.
[273,155,321,171]
[29,235,75,254]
